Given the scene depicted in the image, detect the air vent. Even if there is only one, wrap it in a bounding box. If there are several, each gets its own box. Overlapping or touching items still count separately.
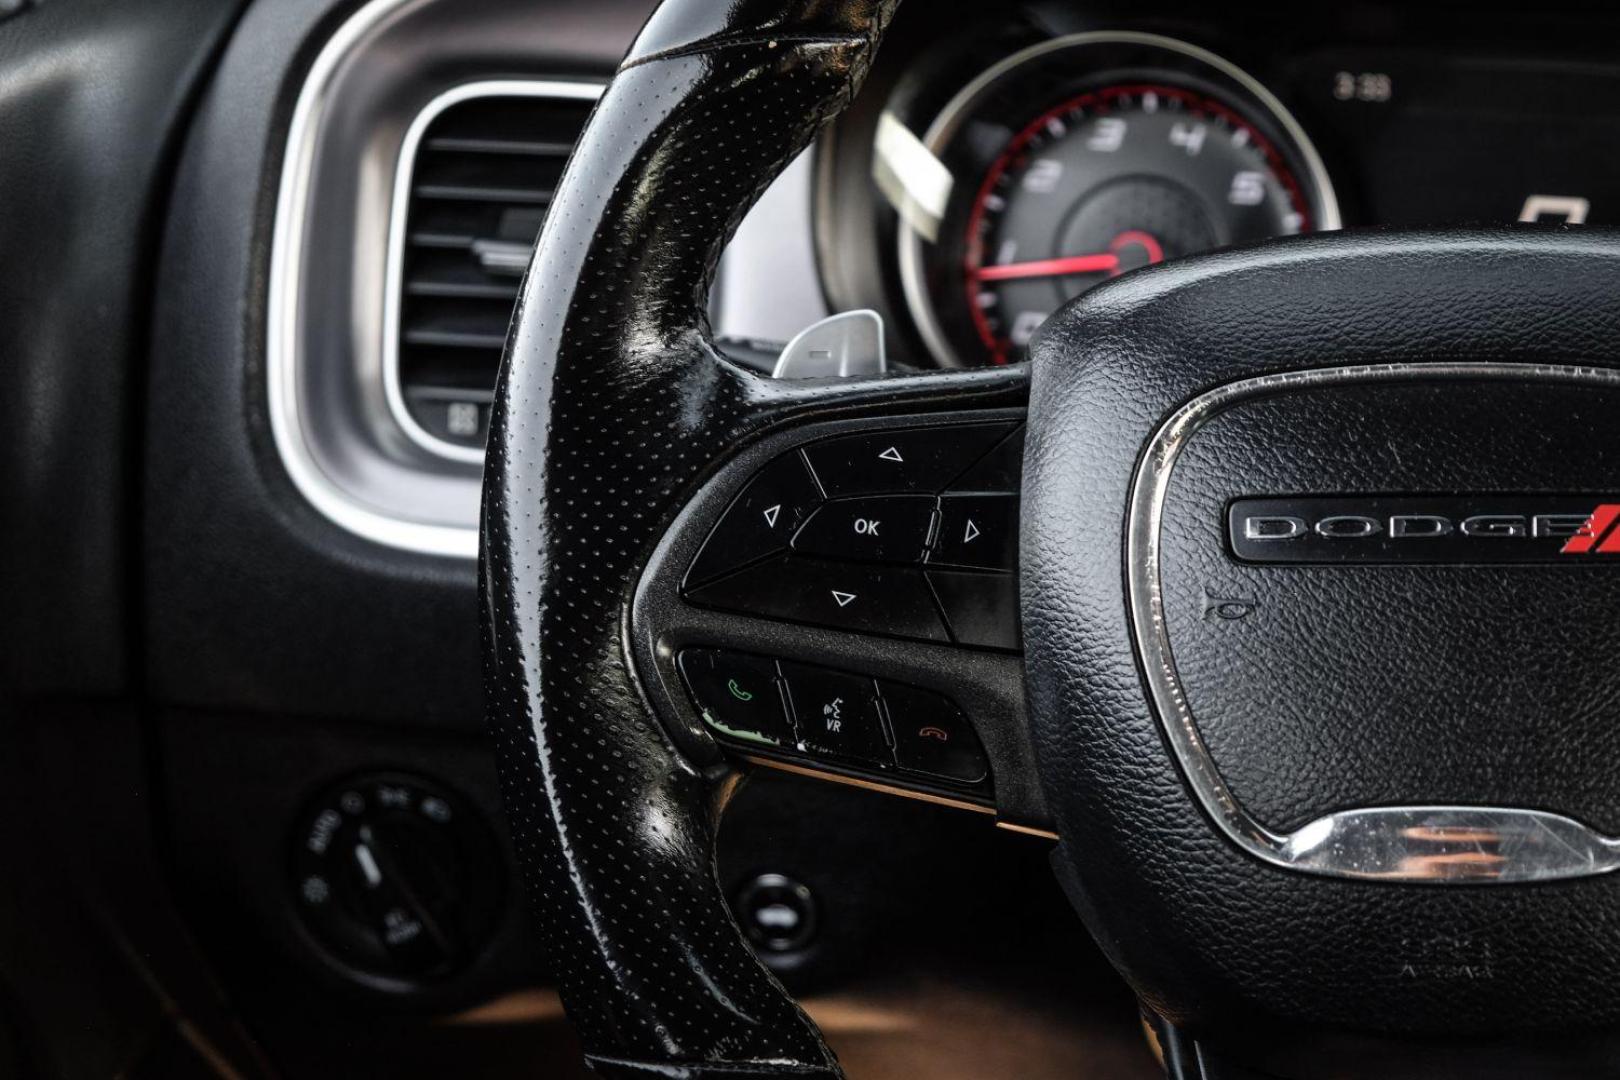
[386,82,602,461]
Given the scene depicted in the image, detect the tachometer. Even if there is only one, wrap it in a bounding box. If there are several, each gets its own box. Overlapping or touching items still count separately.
[894,33,1339,367]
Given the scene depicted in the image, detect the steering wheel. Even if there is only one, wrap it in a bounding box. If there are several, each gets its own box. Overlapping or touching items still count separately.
[481,1,1620,1076]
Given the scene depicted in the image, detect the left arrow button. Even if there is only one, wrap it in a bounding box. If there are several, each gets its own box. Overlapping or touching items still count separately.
[684,451,823,589]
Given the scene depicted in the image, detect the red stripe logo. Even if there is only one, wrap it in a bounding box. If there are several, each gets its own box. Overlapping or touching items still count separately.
[1562,504,1620,554]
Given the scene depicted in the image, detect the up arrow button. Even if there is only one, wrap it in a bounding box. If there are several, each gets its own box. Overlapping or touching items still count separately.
[802,423,1017,496]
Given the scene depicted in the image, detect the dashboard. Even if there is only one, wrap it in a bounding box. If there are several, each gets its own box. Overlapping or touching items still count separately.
[253,0,1620,568]
[97,0,1620,1067]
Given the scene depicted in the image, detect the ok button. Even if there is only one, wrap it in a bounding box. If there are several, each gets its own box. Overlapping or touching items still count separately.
[792,495,936,564]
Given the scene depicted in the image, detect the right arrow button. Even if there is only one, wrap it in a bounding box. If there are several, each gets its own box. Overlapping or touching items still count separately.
[931,493,1018,572]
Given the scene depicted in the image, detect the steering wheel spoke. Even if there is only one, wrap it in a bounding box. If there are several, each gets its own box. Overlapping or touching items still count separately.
[477,1,1048,1073]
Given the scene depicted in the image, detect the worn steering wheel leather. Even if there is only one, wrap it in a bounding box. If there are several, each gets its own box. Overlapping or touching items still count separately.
[478,2,1022,1076]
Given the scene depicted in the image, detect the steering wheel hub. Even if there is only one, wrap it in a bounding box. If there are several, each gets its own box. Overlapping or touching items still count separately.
[1134,362,1620,884]
[1024,232,1620,1037]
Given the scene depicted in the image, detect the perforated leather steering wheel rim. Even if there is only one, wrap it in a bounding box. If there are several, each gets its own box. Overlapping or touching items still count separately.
[474,3,998,1075]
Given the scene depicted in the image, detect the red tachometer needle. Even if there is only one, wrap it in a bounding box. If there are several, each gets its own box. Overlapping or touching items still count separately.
[972,230,1167,283]
[973,252,1119,281]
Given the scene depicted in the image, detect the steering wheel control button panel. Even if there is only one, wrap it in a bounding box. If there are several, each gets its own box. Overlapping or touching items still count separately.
[780,662,891,766]
[684,450,824,588]
[792,495,937,563]
[640,414,1027,823]
[801,422,1016,495]
[683,421,1024,650]
[677,648,794,746]
[292,773,503,986]
[882,683,990,784]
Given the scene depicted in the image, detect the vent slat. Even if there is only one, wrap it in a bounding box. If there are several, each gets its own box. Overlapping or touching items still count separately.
[395,89,597,452]
[407,385,496,404]
[425,136,575,156]
[408,201,546,244]
[403,328,508,350]
[408,232,477,250]
[406,280,520,301]
[414,184,554,205]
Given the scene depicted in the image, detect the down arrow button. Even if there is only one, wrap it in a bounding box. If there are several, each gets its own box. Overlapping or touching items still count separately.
[684,557,950,643]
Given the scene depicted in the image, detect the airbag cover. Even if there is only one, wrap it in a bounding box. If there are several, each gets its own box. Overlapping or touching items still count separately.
[1023,230,1620,1035]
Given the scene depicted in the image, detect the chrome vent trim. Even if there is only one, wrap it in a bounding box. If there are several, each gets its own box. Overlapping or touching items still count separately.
[265,0,607,558]
[266,0,819,559]
[268,0,479,558]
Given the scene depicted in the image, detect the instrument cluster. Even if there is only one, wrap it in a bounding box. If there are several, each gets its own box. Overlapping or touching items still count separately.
[820,5,1620,369]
